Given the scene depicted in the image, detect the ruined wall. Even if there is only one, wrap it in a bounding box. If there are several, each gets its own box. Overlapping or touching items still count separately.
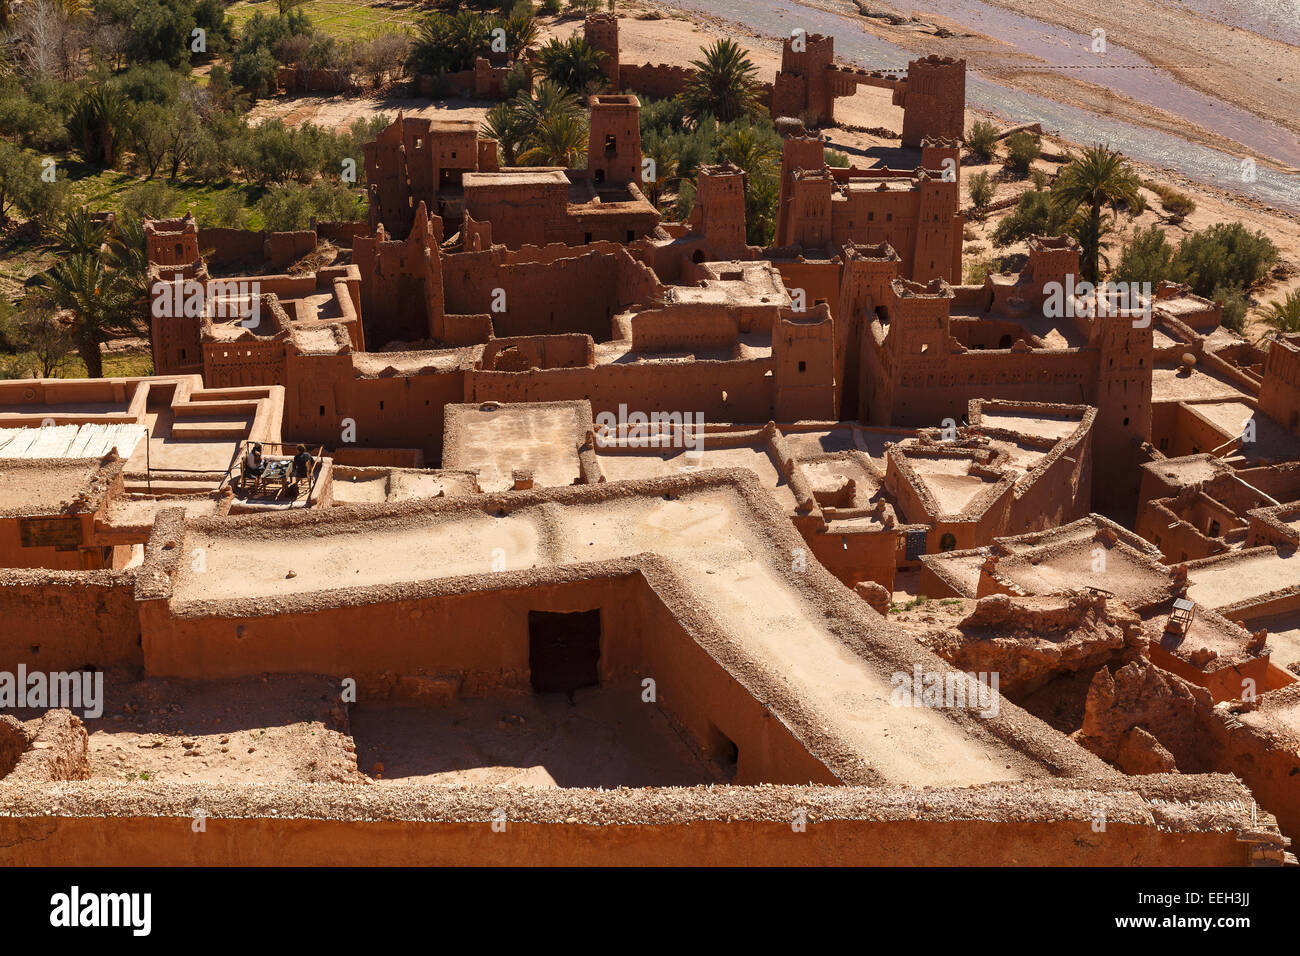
[0,711,90,782]
[1208,685,1300,842]
[0,569,142,671]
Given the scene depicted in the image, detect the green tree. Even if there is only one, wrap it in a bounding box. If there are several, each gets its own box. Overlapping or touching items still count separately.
[991,187,1077,248]
[1259,290,1300,337]
[34,254,141,379]
[1113,224,1175,287]
[682,39,762,123]
[517,110,588,166]
[481,102,529,165]
[967,170,994,217]
[14,298,76,378]
[53,207,110,255]
[1051,145,1143,282]
[1170,222,1278,298]
[534,34,607,95]
[67,88,133,167]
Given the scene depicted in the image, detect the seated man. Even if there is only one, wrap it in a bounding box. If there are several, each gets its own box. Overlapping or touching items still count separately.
[243,442,265,484]
[290,443,314,489]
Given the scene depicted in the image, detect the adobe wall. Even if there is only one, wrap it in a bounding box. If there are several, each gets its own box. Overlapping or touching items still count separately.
[0,511,102,572]
[468,359,774,424]
[0,778,1274,865]
[276,66,355,94]
[197,228,317,271]
[443,248,625,341]
[1166,401,1250,458]
[285,355,463,465]
[1258,337,1300,433]
[804,523,899,590]
[0,568,142,671]
[142,566,643,695]
[315,220,370,249]
[618,63,693,98]
[1209,688,1300,842]
[884,348,1095,427]
[482,334,593,371]
[630,304,740,352]
[898,56,966,148]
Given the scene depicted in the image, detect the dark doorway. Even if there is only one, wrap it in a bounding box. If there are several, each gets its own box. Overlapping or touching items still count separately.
[529,610,601,694]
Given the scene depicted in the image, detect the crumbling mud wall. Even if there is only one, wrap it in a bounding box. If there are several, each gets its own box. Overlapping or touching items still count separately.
[1207,684,1300,843]
[0,710,90,782]
[1077,660,1216,774]
[921,593,1141,697]
[0,777,1281,865]
[0,569,142,671]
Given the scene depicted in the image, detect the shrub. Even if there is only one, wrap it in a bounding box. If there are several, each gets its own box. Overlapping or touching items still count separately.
[964,256,1000,285]
[1004,131,1040,177]
[1213,285,1248,335]
[965,120,999,163]
[257,182,365,231]
[1170,222,1278,298]
[118,181,181,222]
[1113,224,1175,287]
[967,171,994,215]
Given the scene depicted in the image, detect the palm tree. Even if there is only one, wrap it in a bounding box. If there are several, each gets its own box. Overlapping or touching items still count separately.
[53,208,110,255]
[518,111,588,167]
[503,10,538,59]
[66,88,133,167]
[717,126,780,178]
[1051,145,1143,283]
[106,216,151,315]
[35,254,141,378]
[534,35,607,95]
[481,103,529,166]
[641,139,682,208]
[1260,290,1300,337]
[682,39,762,124]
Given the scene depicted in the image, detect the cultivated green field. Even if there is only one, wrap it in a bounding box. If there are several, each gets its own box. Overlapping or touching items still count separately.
[226,0,422,39]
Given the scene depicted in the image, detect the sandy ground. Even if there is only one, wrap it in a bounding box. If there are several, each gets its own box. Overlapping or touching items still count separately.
[65,673,361,784]
[351,685,718,787]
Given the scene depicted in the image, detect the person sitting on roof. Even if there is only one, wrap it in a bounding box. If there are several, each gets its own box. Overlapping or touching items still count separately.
[244,442,265,481]
[290,443,314,489]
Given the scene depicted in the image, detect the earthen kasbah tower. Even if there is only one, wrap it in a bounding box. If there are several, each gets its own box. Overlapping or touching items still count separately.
[897,56,966,148]
[585,12,620,90]
[769,33,965,148]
